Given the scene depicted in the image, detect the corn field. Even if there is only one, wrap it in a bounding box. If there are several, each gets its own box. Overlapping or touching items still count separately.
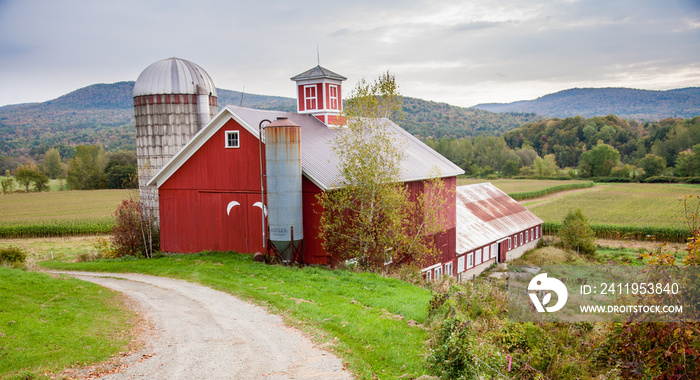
[0,219,114,238]
[508,182,594,201]
[543,221,689,243]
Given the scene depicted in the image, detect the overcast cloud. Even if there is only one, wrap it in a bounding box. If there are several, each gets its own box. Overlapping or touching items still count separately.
[0,0,698,108]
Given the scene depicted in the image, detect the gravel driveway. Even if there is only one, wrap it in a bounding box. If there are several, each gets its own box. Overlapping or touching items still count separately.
[51,271,352,380]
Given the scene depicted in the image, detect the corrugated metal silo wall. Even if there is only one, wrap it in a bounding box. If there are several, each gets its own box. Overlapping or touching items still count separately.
[265,124,304,256]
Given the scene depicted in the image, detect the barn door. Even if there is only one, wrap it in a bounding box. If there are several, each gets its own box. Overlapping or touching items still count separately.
[498,241,508,263]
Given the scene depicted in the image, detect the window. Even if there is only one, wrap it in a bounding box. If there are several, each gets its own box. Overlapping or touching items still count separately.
[508,238,512,250]
[467,253,474,268]
[484,245,490,261]
[434,265,443,279]
[475,249,482,265]
[520,233,524,245]
[425,270,432,281]
[304,85,317,109]
[514,235,518,247]
[457,256,465,273]
[444,262,453,277]
[329,84,339,109]
[491,243,497,259]
[536,226,540,239]
[225,131,240,148]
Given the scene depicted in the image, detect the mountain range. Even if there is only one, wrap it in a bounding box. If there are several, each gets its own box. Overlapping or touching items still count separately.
[473,87,700,120]
[0,82,697,157]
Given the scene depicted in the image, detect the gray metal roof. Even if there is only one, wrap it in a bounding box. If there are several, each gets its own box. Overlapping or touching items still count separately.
[290,65,347,82]
[226,105,464,190]
[133,57,217,97]
[456,183,543,254]
[148,105,464,190]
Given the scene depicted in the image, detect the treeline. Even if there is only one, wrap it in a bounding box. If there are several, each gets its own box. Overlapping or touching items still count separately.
[428,115,700,181]
[1,145,137,193]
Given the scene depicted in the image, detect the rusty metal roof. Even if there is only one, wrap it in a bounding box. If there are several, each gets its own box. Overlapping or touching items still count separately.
[290,65,347,81]
[147,105,464,190]
[456,182,543,254]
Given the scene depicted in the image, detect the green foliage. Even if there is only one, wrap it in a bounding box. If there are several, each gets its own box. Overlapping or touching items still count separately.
[66,145,107,190]
[638,153,666,178]
[320,72,444,271]
[0,246,26,267]
[1,175,14,194]
[559,209,596,255]
[15,164,49,192]
[104,150,137,189]
[533,153,558,177]
[0,219,113,238]
[43,147,64,179]
[110,198,159,258]
[579,141,620,177]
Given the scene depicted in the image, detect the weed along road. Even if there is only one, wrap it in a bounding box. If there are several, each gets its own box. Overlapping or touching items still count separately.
[51,271,351,380]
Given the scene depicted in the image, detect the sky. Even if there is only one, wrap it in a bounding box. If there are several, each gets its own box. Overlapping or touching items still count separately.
[0,0,698,108]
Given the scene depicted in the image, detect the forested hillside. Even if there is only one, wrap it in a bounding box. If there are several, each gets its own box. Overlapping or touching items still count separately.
[0,81,538,159]
[474,87,700,120]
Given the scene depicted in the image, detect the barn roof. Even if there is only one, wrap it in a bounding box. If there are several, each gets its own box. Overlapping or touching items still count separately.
[456,182,543,254]
[290,65,347,81]
[147,105,464,191]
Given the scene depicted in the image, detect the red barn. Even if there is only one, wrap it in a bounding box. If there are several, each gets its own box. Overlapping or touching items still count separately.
[147,65,465,266]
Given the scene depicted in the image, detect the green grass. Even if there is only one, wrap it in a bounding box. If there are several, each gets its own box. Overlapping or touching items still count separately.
[531,183,698,235]
[0,236,105,262]
[457,178,592,193]
[42,252,433,379]
[0,268,136,379]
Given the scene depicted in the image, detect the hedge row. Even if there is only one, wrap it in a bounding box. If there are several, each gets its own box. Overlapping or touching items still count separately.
[0,219,114,238]
[508,182,595,201]
[543,221,689,243]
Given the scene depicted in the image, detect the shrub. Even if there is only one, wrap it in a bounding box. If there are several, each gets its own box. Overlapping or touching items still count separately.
[0,246,27,267]
[111,199,159,258]
[559,209,596,255]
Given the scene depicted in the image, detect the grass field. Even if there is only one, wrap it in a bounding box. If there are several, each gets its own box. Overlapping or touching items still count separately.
[0,236,105,262]
[0,268,136,379]
[528,182,699,229]
[457,178,592,193]
[42,252,433,379]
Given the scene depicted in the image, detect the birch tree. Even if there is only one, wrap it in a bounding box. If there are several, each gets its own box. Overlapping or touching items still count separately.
[319,72,446,271]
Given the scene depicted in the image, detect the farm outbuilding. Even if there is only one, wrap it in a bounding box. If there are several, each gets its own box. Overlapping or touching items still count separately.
[136,58,542,274]
[421,182,544,280]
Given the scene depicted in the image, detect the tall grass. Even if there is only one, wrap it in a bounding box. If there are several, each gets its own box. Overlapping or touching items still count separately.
[0,219,113,238]
[543,221,689,243]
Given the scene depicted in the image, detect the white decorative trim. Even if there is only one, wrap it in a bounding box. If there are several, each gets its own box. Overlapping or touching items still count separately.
[225,130,240,148]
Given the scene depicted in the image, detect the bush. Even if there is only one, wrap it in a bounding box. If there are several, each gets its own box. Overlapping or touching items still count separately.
[559,209,596,255]
[643,175,679,183]
[0,246,27,267]
[111,199,159,258]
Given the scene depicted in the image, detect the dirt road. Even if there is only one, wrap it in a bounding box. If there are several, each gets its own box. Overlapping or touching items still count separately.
[51,271,352,380]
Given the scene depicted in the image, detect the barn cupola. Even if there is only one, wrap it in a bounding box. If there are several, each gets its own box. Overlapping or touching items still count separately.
[290,65,346,126]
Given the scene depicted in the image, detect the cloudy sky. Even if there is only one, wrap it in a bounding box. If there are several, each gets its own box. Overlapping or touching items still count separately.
[0,0,698,108]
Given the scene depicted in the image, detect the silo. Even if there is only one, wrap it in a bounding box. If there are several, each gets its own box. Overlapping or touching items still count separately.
[265,117,304,262]
[133,57,218,219]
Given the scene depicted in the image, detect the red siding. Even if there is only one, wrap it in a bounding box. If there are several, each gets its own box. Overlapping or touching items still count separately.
[302,177,327,265]
[159,118,267,254]
[297,85,305,112]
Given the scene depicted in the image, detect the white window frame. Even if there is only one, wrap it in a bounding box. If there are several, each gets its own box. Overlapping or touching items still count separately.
[508,238,512,250]
[444,262,453,277]
[536,226,540,239]
[328,84,339,109]
[483,245,489,261]
[457,256,465,273]
[491,243,497,259]
[520,233,524,245]
[475,248,482,265]
[425,269,432,280]
[467,253,474,268]
[304,85,317,110]
[434,265,443,279]
[225,130,240,148]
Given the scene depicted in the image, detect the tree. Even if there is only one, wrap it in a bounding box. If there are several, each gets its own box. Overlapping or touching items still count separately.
[66,145,106,190]
[15,164,49,192]
[43,148,63,179]
[638,153,667,178]
[533,154,558,177]
[559,209,596,255]
[105,150,137,189]
[318,72,442,271]
[578,141,620,177]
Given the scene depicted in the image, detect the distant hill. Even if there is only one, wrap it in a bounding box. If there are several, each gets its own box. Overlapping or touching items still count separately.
[0,81,538,156]
[473,87,700,120]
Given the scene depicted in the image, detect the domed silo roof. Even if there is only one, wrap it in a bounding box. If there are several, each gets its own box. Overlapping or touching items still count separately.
[133,57,217,97]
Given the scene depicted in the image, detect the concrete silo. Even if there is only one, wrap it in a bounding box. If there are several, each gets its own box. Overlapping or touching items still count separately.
[133,57,218,219]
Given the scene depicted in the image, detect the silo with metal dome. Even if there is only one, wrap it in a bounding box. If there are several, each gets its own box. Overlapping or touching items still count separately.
[133,57,218,219]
